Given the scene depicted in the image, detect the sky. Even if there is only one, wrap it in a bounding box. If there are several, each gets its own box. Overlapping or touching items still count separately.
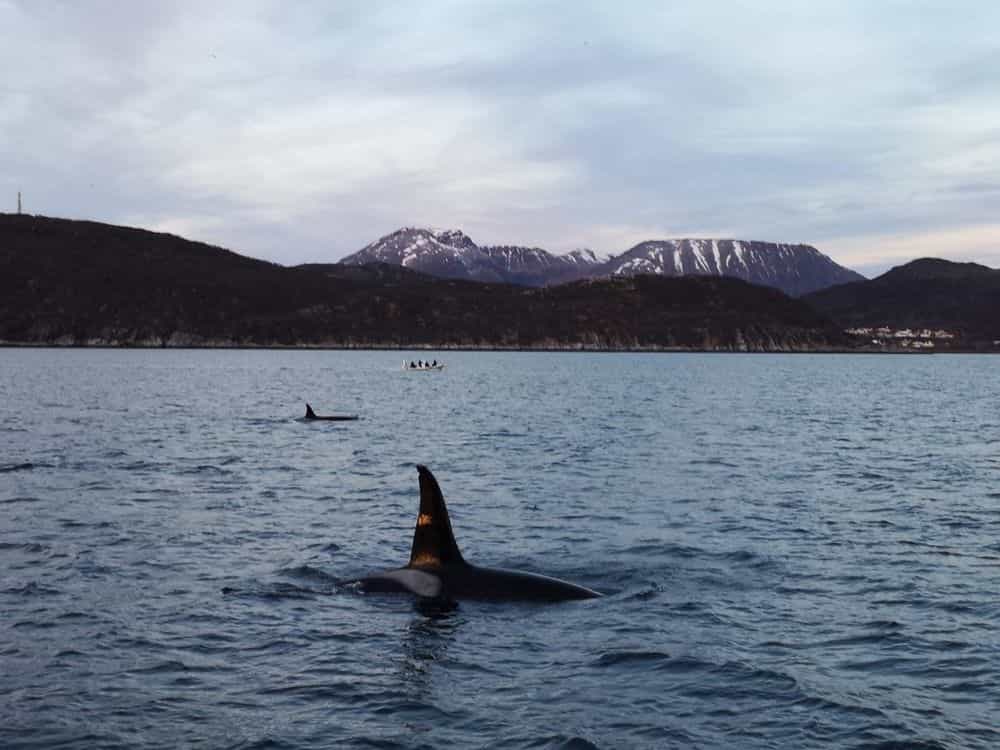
[2,1,998,276]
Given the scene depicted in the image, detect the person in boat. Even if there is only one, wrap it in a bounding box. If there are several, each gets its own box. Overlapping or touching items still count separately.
[431,359,437,367]
[418,360,424,368]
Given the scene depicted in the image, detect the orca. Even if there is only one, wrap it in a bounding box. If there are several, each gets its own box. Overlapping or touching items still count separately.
[348,465,601,602]
[304,403,359,421]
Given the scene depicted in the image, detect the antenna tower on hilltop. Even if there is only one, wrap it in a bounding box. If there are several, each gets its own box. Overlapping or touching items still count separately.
[17,191,22,214]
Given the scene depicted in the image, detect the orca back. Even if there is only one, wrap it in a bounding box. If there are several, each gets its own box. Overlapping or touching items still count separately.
[350,466,601,601]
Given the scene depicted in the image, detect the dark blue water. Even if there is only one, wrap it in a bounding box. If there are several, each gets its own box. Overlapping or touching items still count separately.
[2,350,999,749]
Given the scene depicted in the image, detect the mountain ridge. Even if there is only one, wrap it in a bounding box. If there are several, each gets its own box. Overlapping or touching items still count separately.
[339,227,599,286]
[339,226,864,295]
[601,238,864,296]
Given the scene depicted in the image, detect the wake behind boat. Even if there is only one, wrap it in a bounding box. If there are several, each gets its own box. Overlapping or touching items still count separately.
[402,359,445,371]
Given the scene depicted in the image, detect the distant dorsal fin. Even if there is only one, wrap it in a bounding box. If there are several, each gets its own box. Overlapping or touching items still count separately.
[409,465,465,568]
[305,403,316,419]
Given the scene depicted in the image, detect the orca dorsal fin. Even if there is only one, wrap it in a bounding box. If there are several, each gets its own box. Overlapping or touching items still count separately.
[305,403,316,419]
[409,465,465,568]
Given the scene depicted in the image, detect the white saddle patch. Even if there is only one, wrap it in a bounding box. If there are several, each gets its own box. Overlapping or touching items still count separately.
[382,568,444,598]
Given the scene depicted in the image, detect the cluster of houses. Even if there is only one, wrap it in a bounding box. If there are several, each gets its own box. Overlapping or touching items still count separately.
[846,327,956,349]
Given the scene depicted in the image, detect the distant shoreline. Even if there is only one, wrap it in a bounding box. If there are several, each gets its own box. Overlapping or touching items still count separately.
[6,214,999,356]
[4,342,988,354]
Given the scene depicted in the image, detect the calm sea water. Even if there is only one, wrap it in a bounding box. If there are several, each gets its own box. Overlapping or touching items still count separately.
[2,349,999,749]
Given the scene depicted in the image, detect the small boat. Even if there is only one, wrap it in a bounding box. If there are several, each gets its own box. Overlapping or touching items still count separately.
[402,360,445,371]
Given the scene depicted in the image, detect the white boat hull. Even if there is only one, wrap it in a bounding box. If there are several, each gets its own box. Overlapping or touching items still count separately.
[402,361,445,371]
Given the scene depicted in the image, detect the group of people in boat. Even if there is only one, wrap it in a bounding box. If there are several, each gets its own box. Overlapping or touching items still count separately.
[408,359,439,369]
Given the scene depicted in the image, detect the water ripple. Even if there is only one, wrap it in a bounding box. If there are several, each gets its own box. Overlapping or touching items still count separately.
[2,350,999,749]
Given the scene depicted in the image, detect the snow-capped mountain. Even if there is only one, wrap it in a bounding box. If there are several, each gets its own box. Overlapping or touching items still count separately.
[600,239,864,296]
[339,228,600,285]
[478,245,600,286]
[339,229,863,295]
[338,227,502,280]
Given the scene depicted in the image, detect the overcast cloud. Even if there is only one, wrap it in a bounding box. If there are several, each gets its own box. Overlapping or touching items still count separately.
[2,0,998,275]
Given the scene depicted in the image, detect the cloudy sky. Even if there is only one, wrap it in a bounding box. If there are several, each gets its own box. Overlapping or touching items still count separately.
[2,1,998,275]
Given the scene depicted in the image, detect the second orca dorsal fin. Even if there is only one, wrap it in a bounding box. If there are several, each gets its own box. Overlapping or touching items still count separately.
[305,403,317,419]
[409,465,465,568]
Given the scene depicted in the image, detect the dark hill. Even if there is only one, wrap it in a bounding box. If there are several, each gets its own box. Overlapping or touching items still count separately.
[804,257,1000,345]
[515,274,846,350]
[0,213,847,350]
[876,257,995,282]
[293,261,431,286]
[0,213,354,345]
